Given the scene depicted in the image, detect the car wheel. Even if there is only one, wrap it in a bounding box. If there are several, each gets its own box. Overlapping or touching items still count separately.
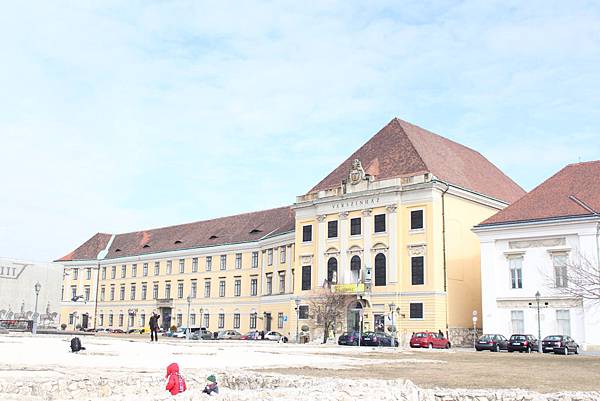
[574,346,579,355]
[564,346,569,355]
[428,343,433,349]
[283,337,288,343]
[494,344,500,353]
[508,350,513,353]
[445,343,450,349]
[476,348,482,352]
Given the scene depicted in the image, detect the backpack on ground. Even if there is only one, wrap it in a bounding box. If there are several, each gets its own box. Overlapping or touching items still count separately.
[70,337,85,352]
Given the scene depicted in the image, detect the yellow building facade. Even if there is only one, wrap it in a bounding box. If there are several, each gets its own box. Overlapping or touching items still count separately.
[58,118,524,345]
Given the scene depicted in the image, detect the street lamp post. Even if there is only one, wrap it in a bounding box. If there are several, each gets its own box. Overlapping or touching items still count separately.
[535,291,542,353]
[33,282,41,335]
[388,303,396,347]
[186,296,192,340]
[294,297,301,344]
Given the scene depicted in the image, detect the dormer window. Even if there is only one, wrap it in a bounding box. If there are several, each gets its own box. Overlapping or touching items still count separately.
[143,244,150,248]
[174,240,182,244]
[115,249,121,253]
[209,235,218,240]
[249,229,262,234]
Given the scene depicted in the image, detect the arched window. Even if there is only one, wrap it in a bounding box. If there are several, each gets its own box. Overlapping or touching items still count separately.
[350,255,361,283]
[375,253,386,286]
[327,258,338,284]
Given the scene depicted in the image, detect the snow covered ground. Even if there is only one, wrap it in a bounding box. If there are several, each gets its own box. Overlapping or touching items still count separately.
[0,333,598,401]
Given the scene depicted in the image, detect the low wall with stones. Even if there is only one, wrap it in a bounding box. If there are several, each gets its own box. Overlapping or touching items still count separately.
[449,327,483,347]
[0,371,598,401]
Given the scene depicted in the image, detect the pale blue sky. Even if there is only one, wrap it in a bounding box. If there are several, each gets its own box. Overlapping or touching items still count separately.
[1,1,599,261]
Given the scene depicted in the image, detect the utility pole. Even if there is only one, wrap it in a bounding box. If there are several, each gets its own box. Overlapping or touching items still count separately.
[186,296,192,340]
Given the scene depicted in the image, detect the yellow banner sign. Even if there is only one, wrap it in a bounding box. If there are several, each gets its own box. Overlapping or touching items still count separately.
[333,283,365,293]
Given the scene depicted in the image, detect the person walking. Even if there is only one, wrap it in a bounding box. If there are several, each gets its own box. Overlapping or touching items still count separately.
[149,312,160,342]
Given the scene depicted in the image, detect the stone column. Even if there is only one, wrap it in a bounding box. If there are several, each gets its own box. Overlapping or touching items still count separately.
[339,211,349,285]
[362,209,373,282]
[386,204,398,283]
[316,215,327,287]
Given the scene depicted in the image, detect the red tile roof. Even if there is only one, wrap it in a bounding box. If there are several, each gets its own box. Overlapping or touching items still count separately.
[480,160,600,225]
[56,233,112,262]
[310,118,525,203]
[58,206,294,261]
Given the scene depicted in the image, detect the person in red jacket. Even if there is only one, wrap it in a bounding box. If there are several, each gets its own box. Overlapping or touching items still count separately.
[165,362,187,395]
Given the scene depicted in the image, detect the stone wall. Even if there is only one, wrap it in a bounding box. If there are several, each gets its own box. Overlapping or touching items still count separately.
[449,327,482,347]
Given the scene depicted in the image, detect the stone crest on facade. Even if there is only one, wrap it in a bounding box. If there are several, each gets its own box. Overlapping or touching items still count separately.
[348,159,366,185]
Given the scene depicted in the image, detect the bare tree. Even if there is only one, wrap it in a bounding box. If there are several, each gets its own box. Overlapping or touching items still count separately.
[308,288,349,344]
[546,251,600,302]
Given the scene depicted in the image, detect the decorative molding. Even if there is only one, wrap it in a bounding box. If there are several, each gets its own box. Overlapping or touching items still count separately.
[324,247,340,256]
[385,204,397,213]
[371,242,389,253]
[407,243,426,256]
[362,208,372,217]
[347,245,364,255]
[509,237,566,249]
[316,215,327,222]
[348,159,366,185]
[339,211,349,220]
[300,255,313,265]
[496,297,582,309]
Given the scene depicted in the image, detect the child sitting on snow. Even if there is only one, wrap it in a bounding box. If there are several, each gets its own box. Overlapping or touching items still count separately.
[165,362,187,395]
[202,374,219,395]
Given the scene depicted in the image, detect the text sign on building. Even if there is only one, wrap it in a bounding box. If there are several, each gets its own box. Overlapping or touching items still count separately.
[331,197,381,210]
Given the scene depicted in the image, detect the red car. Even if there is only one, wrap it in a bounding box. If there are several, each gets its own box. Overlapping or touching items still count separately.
[410,332,451,349]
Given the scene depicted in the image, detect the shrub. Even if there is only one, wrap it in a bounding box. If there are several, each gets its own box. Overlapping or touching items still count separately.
[60,323,67,331]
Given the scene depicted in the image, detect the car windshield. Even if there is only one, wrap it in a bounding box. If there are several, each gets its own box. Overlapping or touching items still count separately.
[511,335,526,341]
[479,335,493,341]
[545,336,563,341]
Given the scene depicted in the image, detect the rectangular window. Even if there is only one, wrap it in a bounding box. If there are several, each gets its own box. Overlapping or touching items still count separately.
[411,256,425,285]
[110,286,115,301]
[165,283,171,299]
[121,265,126,278]
[233,313,240,329]
[119,285,125,301]
[301,266,311,291]
[220,255,227,270]
[206,256,212,271]
[279,272,285,294]
[299,305,309,319]
[234,278,241,296]
[204,280,211,298]
[73,268,79,280]
[328,220,338,238]
[235,253,242,269]
[509,257,523,289]
[266,274,272,295]
[154,262,160,276]
[131,264,137,277]
[108,314,114,326]
[410,210,424,230]
[111,266,116,279]
[141,283,147,300]
[69,313,74,325]
[302,225,312,242]
[191,280,197,298]
[86,268,91,280]
[101,267,107,280]
[100,286,105,302]
[192,258,198,273]
[250,312,257,329]
[99,314,104,327]
[190,313,196,326]
[553,254,568,288]
[166,260,172,275]
[177,282,184,299]
[267,249,273,265]
[556,310,571,336]
[374,214,386,233]
[119,314,124,327]
[176,314,182,327]
[140,314,146,327]
[219,280,225,297]
[152,283,158,300]
[511,310,524,333]
[280,247,286,264]
[84,286,90,302]
[129,314,134,328]
[143,263,148,277]
[130,284,136,300]
[203,313,209,328]
[250,278,258,296]
[278,312,284,329]
[218,313,225,329]
[409,303,423,319]
[350,217,361,235]
[252,252,259,268]
[179,259,185,274]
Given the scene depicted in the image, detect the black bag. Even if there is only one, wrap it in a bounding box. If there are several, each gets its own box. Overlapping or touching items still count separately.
[70,337,85,352]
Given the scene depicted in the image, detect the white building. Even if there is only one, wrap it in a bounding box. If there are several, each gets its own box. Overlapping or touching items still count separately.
[474,161,600,351]
[0,257,63,328]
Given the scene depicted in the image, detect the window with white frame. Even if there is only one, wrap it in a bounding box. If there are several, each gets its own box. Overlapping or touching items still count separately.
[154,262,160,276]
[111,266,116,279]
[166,260,172,275]
[165,282,171,299]
[511,310,524,333]
[250,278,258,296]
[141,283,147,300]
[84,286,90,301]
[266,274,272,295]
[220,255,227,270]
[192,258,198,272]
[250,312,257,329]
[109,285,115,301]
[102,266,107,280]
[191,280,197,298]
[234,278,241,296]
[143,263,148,276]
[152,283,158,299]
[190,313,196,326]
[177,281,184,298]
[100,286,105,302]
[410,209,424,230]
[235,253,242,269]
[204,280,211,298]
[119,285,125,300]
[509,256,523,289]
[233,313,240,329]
[556,309,571,336]
[131,264,137,277]
[203,313,209,328]
[218,313,225,329]
[278,312,284,329]
[279,272,285,294]
[108,314,113,326]
[553,254,568,288]
[267,249,273,265]
[130,284,136,300]
[121,265,126,278]
[280,247,286,264]
[73,268,79,280]
[176,314,182,327]
[206,256,212,271]
[252,251,259,268]
[86,268,91,280]
[179,259,185,274]
[219,279,225,297]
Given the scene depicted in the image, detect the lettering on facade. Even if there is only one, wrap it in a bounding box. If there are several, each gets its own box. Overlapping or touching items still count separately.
[331,197,381,210]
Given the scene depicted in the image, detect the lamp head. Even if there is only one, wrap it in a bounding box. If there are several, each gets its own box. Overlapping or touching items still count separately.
[294,297,301,306]
[535,291,541,299]
[34,282,41,294]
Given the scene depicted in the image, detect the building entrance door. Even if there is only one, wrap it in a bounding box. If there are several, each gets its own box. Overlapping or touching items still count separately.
[160,307,172,331]
[347,301,363,332]
[81,313,89,329]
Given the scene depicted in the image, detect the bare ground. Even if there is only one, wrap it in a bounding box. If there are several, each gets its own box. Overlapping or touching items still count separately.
[254,348,600,393]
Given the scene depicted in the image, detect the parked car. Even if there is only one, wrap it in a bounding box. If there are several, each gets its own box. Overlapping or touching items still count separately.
[111,328,125,334]
[361,332,398,347]
[507,334,538,353]
[265,331,288,342]
[338,331,360,346]
[192,328,213,340]
[475,334,509,352]
[173,326,204,339]
[409,332,451,349]
[542,335,579,355]
[217,330,242,340]
[95,328,110,333]
[240,331,261,340]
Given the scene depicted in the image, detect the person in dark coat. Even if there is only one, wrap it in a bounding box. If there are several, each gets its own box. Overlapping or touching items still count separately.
[149,312,160,342]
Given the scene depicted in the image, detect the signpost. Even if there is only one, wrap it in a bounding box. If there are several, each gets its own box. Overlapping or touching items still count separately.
[472,310,478,348]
